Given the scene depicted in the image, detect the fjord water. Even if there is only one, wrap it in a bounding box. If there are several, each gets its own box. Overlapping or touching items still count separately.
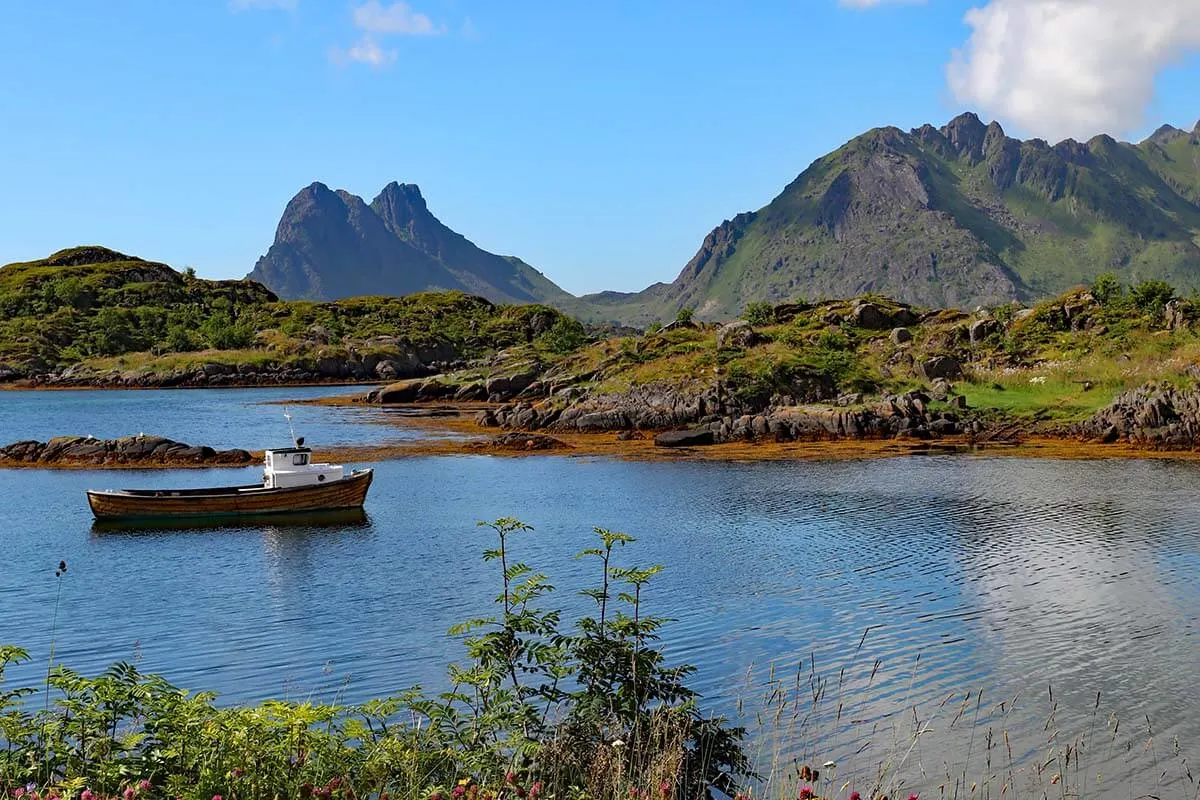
[3,388,1200,792]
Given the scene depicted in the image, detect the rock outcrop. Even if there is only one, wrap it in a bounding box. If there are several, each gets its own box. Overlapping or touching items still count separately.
[1077,384,1200,448]
[478,382,971,445]
[0,435,254,467]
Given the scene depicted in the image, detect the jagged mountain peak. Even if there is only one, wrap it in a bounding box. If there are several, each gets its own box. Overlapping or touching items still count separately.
[618,111,1200,325]
[1145,124,1188,146]
[248,181,570,306]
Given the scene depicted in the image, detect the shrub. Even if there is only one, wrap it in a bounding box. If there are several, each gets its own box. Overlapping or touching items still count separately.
[1091,273,1125,307]
[200,312,255,350]
[742,302,773,327]
[675,307,694,326]
[1130,279,1176,314]
[536,317,588,354]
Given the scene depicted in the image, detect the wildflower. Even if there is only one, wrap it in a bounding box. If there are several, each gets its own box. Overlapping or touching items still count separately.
[799,788,815,800]
[453,786,466,799]
[81,792,96,800]
[139,781,152,793]
[14,789,25,799]
[515,788,527,799]
[125,788,136,800]
[530,782,543,800]
[660,782,671,797]
[431,793,445,800]
[506,773,517,785]
[213,796,224,800]
[232,768,244,778]
[612,739,626,748]
[908,795,919,800]
[850,793,861,800]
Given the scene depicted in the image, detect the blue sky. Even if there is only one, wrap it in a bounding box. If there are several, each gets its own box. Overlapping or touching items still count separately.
[2,1,1198,295]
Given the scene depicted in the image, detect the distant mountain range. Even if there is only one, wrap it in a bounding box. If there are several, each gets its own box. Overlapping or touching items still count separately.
[247,114,1200,325]
[247,181,570,306]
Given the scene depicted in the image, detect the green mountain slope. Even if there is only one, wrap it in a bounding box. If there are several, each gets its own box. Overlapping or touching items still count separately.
[580,114,1200,325]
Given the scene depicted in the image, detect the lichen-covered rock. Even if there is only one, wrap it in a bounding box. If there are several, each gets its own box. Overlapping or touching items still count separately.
[716,320,760,349]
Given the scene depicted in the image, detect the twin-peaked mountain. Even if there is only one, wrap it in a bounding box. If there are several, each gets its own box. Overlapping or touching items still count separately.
[247,181,570,305]
[249,114,1200,325]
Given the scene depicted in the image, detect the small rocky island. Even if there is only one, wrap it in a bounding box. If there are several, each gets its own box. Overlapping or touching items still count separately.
[0,435,253,468]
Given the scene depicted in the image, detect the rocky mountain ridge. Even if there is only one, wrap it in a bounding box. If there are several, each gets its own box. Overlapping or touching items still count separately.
[247,182,570,306]
[589,113,1200,324]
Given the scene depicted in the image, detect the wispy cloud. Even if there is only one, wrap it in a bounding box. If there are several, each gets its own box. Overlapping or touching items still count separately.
[353,0,443,36]
[229,0,297,11]
[333,1,445,67]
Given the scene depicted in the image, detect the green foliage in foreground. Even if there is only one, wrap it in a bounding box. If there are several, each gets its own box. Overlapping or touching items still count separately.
[0,521,748,800]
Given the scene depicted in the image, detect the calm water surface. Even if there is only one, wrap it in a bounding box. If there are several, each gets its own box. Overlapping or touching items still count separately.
[1,387,1199,794]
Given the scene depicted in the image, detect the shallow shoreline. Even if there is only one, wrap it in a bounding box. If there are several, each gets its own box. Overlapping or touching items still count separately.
[0,379,380,392]
[7,391,1200,469]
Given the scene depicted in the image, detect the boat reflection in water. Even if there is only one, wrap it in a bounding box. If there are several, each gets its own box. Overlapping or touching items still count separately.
[91,508,370,535]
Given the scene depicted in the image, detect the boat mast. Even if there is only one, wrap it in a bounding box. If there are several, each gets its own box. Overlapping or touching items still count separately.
[283,406,300,448]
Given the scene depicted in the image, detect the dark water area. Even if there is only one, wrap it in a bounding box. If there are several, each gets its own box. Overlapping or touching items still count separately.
[2,387,1200,795]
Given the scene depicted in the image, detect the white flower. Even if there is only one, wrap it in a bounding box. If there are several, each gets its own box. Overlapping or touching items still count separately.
[611,739,626,748]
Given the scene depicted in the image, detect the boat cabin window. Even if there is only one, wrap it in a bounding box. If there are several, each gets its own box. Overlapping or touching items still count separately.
[292,453,309,466]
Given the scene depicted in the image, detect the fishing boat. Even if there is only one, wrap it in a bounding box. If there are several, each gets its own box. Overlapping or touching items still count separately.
[86,415,373,520]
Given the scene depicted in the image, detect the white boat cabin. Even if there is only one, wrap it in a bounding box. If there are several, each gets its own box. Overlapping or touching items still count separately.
[263,447,345,489]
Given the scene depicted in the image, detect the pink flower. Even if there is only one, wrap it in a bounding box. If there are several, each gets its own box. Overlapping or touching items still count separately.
[213,795,224,800]
[505,773,517,785]
[124,788,136,800]
[799,788,815,800]
[908,795,919,800]
[849,794,861,800]
[660,782,672,797]
[529,782,543,800]
[14,789,26,799]
[81,792,96,800]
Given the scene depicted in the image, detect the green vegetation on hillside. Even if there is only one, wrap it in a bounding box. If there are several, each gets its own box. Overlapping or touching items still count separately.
[581,115,1200,327]
[0,247,579,375]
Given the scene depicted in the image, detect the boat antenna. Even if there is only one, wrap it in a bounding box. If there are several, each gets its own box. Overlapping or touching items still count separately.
[283,406,299,447]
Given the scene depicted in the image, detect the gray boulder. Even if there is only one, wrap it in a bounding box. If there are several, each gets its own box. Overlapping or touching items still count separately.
[654,429,716,448]
[920,355,963,380]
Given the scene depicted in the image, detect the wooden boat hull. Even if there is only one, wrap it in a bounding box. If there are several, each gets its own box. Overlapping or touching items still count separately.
[87,468,373,520]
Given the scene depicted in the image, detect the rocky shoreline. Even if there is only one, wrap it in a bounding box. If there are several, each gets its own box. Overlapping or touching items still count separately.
[361,373,1200,453]
[0,343,461,389]
[0,435,254,468]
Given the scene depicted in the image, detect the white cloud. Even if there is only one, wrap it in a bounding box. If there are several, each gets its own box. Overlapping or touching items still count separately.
[332,38,398,67]
[947,0,1200,141]
[353,0,443,36]
[229,0,296,11]
[333,1,443,68]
